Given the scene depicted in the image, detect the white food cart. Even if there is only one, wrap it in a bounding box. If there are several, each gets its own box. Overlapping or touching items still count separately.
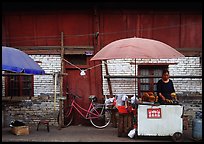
[137,104,184,141]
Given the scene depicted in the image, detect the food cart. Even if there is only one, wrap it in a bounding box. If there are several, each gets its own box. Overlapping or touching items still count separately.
[136,103,184,141]
[90,37,185,141]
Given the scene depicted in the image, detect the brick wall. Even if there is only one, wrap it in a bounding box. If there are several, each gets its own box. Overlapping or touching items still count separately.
[102,59,137,95]
[102,57,202,95]
[30,55,61,96]
[2,95,60,127]
[179,94,202,128]
[2,55,62,127]
[169,57,202,94]
[2,72,5,97]
[102,57,202,128]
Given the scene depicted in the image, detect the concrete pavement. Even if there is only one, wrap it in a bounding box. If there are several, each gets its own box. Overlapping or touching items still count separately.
[2,124,198,142]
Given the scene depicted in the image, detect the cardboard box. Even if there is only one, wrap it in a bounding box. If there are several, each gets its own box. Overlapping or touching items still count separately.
[11,126,29,135]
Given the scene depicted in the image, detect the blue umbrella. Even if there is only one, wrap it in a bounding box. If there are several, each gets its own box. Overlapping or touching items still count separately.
[2,46,45,75]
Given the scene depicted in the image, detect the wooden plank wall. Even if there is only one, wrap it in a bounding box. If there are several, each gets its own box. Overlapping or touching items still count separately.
[2,10,202,51]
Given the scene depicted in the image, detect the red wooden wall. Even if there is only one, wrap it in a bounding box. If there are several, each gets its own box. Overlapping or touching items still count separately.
[2,10,202,49]
[98,10,202,49]
[2,10,94,46]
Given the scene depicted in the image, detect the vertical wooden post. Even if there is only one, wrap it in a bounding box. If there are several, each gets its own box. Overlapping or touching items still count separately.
[59,32,64,129]
[54,72,58,111]
[92,6,103,99]
[104,60,113,97]
[136,15,140,37]
[104,60,118,127]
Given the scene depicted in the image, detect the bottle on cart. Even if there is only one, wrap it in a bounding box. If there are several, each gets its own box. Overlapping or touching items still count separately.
[192,111,202,141]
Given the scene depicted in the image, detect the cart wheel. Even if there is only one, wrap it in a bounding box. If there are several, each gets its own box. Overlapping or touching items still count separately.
[172,132,183,142]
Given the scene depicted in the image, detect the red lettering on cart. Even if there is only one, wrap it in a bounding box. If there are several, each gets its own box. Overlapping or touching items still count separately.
[147,108,161,118]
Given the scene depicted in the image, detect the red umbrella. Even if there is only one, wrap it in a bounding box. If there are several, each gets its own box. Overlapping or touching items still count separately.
[90,37,185,96]
[90,37,184,61]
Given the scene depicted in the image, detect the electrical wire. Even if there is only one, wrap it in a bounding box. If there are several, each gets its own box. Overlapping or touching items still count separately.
[63,58,81,71]
[62,58,108,75]
[2,22,200,44]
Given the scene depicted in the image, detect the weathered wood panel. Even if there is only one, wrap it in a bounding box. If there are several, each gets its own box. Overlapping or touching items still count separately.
[118,113,133,137]
[4,13,36,46]
[59,10,94,46]
[2,10,202,49]
[35,14,59,46]
[180,14,202,48]
[152,13,180,48]
[2,10,94,47]
[99,10,128,47]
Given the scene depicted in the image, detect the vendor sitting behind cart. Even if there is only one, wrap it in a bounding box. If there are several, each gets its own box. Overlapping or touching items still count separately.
[157,69,176,104]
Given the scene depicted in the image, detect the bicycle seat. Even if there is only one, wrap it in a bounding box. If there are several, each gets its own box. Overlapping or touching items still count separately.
[89,95,97,102]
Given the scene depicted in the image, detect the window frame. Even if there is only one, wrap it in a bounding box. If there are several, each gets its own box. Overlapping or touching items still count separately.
[5,73,34,97]
[64,54,91,69]
[138,64,168,97]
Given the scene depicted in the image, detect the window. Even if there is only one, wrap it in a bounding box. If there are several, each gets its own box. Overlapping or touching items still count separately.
[138,65,168,97]
[5,73,34,97]
[64,54,87,65]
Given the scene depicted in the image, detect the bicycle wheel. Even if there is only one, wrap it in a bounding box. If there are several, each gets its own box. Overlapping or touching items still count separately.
[89,106,111,129]
[57,105,74,127]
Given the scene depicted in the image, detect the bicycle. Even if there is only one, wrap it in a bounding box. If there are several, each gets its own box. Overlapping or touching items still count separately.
[58,93,112,129]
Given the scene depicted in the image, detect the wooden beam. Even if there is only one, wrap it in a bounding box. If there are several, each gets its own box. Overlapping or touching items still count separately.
[176,48,202,57]
[16,46,94,55]
[2,73,53,76]
[2,96,31,101]
[15,45,94,50]
[13,46,202,56]
[104,75,202,79]
[176,48,202,52]
[132,63,178,65]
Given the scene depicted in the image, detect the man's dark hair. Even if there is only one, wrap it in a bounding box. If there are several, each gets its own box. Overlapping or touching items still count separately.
[162,69,169,75]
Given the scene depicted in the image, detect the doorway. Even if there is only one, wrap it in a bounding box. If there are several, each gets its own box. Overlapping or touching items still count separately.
[63,54,91,125]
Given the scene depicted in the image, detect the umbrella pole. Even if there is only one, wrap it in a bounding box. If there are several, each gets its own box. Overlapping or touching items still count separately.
[135,59,137,97]
[134,58,137,136]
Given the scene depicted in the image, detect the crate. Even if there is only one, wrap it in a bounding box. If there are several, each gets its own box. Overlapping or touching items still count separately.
[183,115,189,130]
[11,126,29,136]
[118,113,133,137]
[111,108,118,128]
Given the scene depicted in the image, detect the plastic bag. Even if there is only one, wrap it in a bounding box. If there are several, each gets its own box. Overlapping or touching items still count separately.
[10,120,25,127]
[128,128,136,138]
[131,95,138,104]
[115,94,127,106]
[115,94,124,106]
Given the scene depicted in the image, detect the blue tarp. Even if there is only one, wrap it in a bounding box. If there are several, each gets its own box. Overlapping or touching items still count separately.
[2,46,45,75]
